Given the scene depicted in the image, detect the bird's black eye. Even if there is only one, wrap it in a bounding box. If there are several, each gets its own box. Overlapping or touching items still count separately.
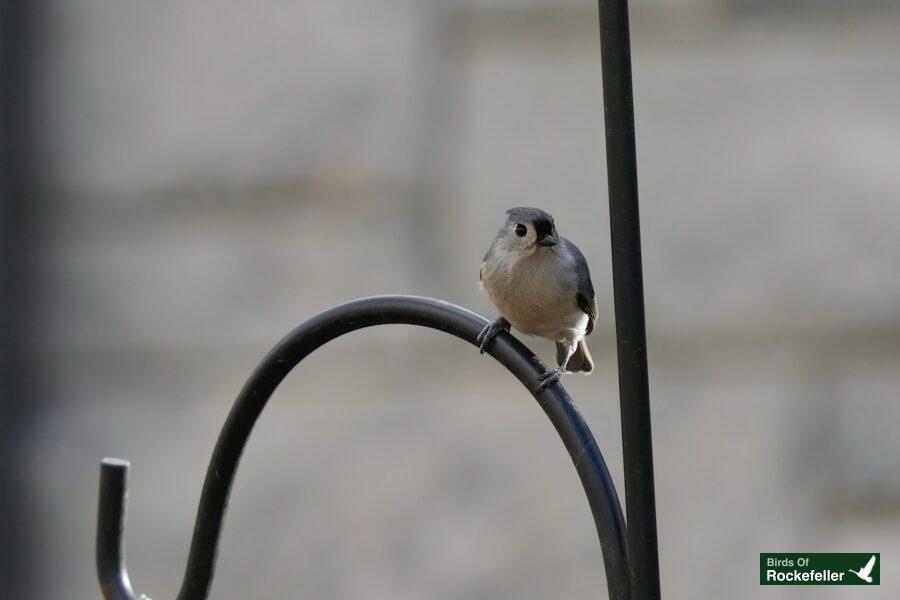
[515,223,527,237]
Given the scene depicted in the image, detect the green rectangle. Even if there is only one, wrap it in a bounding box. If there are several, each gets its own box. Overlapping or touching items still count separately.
[760,553,880,585]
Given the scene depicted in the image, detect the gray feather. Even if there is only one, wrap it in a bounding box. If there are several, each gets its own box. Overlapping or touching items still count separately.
[506,206,553,223]
[557,339,594,373]
[561,237,596,335]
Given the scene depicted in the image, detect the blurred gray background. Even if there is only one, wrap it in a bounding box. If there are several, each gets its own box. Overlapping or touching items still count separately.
[7,0,900,598]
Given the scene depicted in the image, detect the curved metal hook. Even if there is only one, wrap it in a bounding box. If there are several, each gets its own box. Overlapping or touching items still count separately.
[97,295,629,600]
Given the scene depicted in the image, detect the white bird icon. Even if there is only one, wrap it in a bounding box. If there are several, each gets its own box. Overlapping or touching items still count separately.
[848,555,876,583]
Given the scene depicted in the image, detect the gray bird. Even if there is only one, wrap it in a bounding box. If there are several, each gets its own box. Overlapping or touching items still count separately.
[478,207,596,390]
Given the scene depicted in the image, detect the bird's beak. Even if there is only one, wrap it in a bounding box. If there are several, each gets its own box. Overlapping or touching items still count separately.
[534,233,559,246]
[535,232,558,247]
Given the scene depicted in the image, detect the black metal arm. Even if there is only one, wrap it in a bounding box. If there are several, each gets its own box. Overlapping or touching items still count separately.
[97,296,630,600]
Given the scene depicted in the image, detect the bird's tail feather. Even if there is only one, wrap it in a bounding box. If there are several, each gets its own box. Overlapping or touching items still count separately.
[557,339,593,373]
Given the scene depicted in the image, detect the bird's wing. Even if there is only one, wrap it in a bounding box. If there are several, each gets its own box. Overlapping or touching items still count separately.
[563,237,597,335]
[862,555,876,576]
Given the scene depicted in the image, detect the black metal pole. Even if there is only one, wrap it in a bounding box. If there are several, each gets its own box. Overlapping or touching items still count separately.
[596,1,661,599]
[1,0,36,597]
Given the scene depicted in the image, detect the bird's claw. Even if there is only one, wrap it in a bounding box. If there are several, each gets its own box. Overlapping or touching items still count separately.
[536,367,566,391]
[476,317,509,354]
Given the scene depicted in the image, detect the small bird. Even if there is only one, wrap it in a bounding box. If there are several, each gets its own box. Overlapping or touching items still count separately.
[478,207,597,390]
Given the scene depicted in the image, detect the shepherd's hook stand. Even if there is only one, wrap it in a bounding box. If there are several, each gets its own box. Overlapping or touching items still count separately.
[95,1,660,599]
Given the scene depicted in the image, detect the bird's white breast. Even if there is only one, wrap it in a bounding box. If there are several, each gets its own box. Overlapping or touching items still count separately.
[481,248,587,342]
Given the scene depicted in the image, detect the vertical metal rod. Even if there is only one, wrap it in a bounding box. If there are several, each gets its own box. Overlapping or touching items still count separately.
[596,1,661,599]
[1,0,36,596]
[97,458,138,600]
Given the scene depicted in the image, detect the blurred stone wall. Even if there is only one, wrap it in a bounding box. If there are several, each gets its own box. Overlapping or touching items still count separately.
[24,1,900,599]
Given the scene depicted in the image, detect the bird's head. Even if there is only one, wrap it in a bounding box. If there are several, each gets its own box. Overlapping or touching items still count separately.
[496,207,559,253]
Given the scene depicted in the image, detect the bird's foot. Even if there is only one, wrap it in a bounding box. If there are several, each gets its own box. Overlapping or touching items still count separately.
[476,317,510,354]
[536,366,566,391]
